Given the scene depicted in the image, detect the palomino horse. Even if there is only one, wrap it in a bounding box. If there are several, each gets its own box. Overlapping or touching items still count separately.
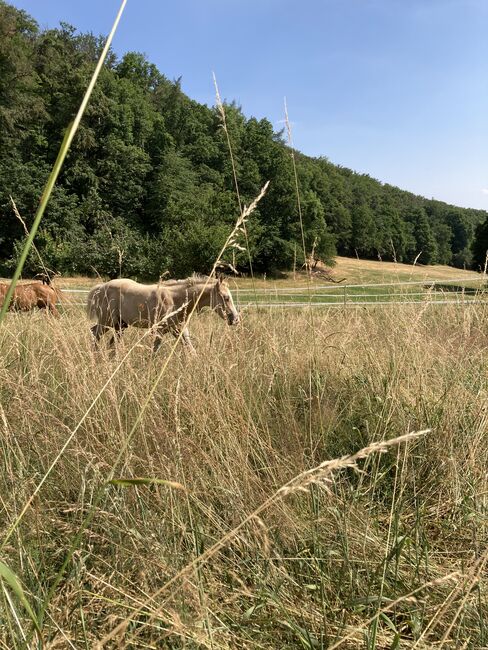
[86,275,240,352]
[0,280,61,316]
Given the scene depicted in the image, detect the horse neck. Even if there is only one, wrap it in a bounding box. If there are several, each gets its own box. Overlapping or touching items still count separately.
[184,281,216,311]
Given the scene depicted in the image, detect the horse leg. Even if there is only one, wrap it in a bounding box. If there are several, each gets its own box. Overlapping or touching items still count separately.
[153,334,164,353]
[168,325,196,355]
[153,323,169,353]
[47,301,59,317]
[107,321,128,350]
[180,326,196,355]
[90,323,110,349]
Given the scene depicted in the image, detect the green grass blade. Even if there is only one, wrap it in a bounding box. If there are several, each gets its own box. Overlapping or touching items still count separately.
[0,560,42,638]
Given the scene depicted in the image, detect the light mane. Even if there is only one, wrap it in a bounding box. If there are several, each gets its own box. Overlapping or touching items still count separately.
[161,274,218,288]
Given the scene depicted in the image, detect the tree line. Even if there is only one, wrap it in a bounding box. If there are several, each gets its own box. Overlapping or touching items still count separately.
[1,1,488,279]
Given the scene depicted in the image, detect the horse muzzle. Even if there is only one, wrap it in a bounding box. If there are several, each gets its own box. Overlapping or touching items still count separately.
[228,312,240,326]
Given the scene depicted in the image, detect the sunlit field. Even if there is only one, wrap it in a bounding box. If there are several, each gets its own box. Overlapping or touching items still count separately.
[0,297,487,648]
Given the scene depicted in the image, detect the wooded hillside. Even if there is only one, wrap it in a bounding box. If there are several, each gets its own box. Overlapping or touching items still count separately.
[1,1,487,278]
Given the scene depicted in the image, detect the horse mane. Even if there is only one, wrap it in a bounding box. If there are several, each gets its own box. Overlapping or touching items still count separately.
[162,273,216,288]
[188,273,214,286]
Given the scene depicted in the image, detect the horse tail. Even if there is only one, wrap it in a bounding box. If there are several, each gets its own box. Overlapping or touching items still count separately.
[86,284,104,321]
[50,283,65,303]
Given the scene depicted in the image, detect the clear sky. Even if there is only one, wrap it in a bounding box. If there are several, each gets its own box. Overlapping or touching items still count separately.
[10,0,488,210]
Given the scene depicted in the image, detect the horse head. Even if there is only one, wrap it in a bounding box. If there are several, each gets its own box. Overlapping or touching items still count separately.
[213,276,240,326]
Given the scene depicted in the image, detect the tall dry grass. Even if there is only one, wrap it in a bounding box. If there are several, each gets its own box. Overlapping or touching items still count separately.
[0,300,487,648]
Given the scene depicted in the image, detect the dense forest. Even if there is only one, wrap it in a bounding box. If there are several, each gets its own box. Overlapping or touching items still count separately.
[1,1,488,279]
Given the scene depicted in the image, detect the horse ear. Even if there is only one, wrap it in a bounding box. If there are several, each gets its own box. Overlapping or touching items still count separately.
[216,273,224,284]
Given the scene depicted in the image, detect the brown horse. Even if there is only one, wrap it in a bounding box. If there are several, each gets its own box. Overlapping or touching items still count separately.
[0,280,61,316]
[86,274,240,352]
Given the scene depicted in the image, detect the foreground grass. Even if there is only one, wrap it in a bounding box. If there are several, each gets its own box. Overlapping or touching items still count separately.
[0,303,487,648]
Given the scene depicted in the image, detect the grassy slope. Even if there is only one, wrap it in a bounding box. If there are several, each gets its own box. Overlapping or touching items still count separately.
[235,256,483,288]
[232,258,486,304]
[40,256,484,291]
[331,256,482,284]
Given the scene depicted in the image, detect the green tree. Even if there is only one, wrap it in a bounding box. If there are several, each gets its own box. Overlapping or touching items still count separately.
[404,208,438,264]
[432,221,453,265]
[471,216,488,272]
[0,0,487,278]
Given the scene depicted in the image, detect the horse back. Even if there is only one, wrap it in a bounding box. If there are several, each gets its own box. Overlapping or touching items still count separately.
[0,281,58,312]
[87,279,173,327]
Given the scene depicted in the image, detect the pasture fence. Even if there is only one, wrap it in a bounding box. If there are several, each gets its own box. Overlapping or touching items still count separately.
[59,277,487,309]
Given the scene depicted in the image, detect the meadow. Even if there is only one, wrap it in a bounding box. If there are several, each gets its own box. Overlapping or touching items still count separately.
[0,278,487,648]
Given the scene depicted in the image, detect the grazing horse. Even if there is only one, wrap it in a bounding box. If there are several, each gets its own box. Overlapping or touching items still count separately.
[86,275,240,352]
[0,280,61,316]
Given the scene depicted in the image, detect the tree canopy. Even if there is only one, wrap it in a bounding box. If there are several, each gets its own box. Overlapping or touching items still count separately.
[1,1,486,279]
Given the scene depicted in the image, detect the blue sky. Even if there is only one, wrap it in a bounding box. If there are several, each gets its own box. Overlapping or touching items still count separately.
[11,0,488,210]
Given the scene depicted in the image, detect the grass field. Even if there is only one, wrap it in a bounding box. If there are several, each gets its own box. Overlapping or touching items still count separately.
[0,268,487,648]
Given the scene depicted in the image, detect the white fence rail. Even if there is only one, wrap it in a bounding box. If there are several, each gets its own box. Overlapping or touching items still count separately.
[235,277,485,293]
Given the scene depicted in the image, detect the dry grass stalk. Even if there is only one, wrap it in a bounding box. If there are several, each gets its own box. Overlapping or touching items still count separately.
[213,73,256,285]
[284,98,308,279]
